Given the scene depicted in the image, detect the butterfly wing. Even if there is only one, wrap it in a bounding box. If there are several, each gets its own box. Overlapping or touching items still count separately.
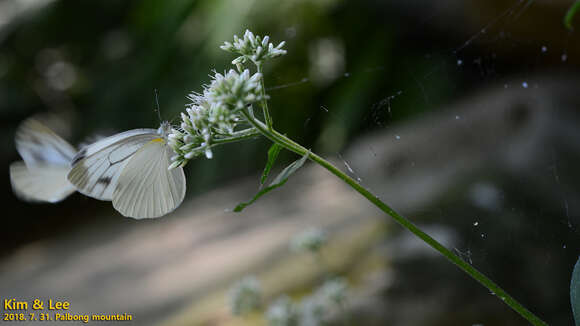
[112,138,186,219]
[67,129,158,201]
[15,117,77,167]
[10,161,76,203]
[9,117,77,203]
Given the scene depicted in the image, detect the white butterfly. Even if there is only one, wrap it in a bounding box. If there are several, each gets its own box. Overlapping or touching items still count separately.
[67,121,185,219]
[9,117,77,203]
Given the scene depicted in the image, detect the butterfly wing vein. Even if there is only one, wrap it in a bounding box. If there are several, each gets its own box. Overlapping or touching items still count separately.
[67,131,158,201]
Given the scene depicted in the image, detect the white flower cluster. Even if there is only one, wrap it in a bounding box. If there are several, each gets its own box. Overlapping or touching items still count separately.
[228,275,262,316]
[299,278,349,326]
[264,278,349,326]
[205,69,264,110]
[317,277,348,306]
[221,29,287,66]
[168,69,264,168]
[229,228,349,325]
[290,227,328,253]
[266,295,299,326]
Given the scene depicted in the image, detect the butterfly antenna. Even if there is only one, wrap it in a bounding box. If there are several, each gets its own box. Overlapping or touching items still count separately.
[154,88,163,123]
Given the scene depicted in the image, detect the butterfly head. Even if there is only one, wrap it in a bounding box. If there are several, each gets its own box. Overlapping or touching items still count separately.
[158,121,172,139]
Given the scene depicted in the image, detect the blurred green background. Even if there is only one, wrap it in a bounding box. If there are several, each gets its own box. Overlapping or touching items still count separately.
[1,0,579,325]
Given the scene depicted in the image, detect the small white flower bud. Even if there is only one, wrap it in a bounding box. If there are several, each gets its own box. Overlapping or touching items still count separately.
[262,35,269,47]
[205,148,213,159]
[245,30,255,44]
[232,56,245,65]
[168,160,182,170]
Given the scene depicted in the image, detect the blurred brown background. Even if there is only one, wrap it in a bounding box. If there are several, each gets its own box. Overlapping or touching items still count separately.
[0,0,579,325]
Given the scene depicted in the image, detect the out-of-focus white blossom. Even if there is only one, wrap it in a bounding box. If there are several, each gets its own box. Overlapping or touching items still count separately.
[298,278,349,326]
[299,294,327,326]
[228,275,262,316]
[266,295,299,326]
[290,227,327,253]
[317,277,348,306]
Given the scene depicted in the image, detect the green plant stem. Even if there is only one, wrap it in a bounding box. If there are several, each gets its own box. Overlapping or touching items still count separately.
[256,64,273,130]
[564,0,580,30]
[182,128,259,156]
[212,128,260,145]
[241,109,548,326]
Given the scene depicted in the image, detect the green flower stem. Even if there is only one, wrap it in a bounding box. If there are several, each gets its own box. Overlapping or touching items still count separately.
[182,128,260,156]
[212,128,260,145]
[256,64,273,130]
[241,109,547,326]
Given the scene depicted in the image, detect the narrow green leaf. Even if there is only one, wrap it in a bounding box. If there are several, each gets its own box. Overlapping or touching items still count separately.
[261,143,282,185]
[565,0,580,30]
[571,256,580,325]
[234,151,310,212]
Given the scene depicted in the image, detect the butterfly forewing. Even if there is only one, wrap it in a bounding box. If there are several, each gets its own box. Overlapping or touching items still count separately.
[67,129,158,201]
[112,138,186,219]
[70,128,158,163]
[16,118,76,167]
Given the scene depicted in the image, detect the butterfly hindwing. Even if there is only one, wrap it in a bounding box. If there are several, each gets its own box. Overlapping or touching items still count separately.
[112,138,186,219]
[10,161,76,203]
